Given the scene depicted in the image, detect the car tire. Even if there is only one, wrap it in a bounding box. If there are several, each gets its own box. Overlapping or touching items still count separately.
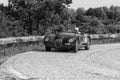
[85,44,90,50]
[73,39,79,53]
[85,37,91,50]
[45,46,51,51]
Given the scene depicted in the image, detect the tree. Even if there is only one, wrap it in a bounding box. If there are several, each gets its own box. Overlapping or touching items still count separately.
[8,0,72,35]
[76,7,86,15]
[86,8,95,16]
[79,17,107,34]
[108,5,120,20]
[86,7,107,19]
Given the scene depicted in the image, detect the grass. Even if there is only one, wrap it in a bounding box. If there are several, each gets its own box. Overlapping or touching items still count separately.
[91,38,120,44]
[0,42,44,56]
[0,41,44,66]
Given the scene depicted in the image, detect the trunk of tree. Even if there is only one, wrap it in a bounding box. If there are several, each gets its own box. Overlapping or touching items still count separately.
[28,11,32,35]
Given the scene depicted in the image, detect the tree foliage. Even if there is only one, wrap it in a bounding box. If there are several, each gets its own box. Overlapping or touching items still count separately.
[0,1,120,37]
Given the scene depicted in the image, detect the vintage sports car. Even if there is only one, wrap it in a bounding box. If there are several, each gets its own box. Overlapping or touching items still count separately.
[43,31,91,53]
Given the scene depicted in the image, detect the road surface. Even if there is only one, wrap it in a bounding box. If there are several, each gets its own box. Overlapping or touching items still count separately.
[1,43,120,80]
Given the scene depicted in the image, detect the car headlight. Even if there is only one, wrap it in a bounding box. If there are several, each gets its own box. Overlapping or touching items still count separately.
[45,37,49,41]
[68,38,74,42]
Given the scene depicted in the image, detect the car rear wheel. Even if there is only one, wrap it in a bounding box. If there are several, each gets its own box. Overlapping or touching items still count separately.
[73,39,79,53]
[85,44,90,50]
[85,37,91,50]
[45,46,51,51]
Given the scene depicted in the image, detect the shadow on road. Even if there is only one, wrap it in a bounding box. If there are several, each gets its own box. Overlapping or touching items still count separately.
[34,47,86,54]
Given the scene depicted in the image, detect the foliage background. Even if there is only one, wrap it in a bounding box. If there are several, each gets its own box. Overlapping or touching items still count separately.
[0,0,120,37]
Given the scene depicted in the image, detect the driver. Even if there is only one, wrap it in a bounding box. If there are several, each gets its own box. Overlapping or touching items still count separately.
[54,29,61,39]
[55,29,61,35]
[74,27,81,34]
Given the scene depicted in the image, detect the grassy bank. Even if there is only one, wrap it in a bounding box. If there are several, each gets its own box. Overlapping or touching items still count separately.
[91,38,120,44]
[0,41,44,66]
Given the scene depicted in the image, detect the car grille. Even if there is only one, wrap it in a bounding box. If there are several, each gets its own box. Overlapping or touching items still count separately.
[54,39,62,48]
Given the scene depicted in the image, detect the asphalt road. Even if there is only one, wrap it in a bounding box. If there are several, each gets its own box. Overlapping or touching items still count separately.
[1,43,120,80]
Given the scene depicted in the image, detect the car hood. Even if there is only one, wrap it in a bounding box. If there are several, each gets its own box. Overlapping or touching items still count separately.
[45,33,79,38]
[60,33,79,38]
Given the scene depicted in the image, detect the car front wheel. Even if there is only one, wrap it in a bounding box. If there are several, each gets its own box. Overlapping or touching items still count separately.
[45,46,51,51]
[85,44,90,50]
[73,39,79,53]
[85,37,91,50]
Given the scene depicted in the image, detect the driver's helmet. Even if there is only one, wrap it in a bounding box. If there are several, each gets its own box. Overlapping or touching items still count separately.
[74,27,79,33]
[75,27,79,31]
